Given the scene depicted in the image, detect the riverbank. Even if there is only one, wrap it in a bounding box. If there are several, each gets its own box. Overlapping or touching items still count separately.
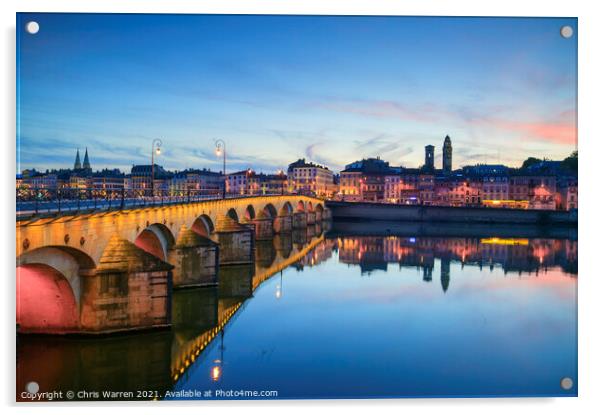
[326,201,577,226]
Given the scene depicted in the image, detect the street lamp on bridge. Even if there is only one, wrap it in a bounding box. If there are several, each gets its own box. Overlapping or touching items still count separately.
[151,138,163,197]
[214,139,226,199]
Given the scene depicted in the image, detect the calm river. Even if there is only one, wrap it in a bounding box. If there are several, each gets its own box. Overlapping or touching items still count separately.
[17,223,577,400]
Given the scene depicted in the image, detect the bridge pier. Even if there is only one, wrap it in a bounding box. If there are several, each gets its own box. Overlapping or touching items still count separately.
[214,214,255,265]
[306,223,317,239]
[292,211,307,229]
[80,236,173,334]
[168,228,219,288]
[255,239,277,269]
[252,211,274,240]
[292,228,308,247]
[274,233,293,259]
[172,286,218,335]
[314,222,324,237]
[219,263,254,300]
[273,214,292,233]
[315,209,323,222]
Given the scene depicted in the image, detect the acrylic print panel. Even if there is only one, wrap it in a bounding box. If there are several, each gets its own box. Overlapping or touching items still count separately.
[15,13,577,401]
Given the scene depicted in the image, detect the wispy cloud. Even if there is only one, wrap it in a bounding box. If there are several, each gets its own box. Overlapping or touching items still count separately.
[317,96,576,149]
[317,98,441,123]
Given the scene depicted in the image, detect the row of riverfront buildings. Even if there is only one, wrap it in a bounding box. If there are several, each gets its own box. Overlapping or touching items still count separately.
[337,135,577,211]
[16,135,578,211]
[16,148,336,199]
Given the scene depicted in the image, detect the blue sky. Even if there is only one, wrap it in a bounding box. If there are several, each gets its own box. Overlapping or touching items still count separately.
[16,14,577,174]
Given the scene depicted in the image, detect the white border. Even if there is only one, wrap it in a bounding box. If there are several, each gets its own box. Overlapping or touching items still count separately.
[2,1,601,414]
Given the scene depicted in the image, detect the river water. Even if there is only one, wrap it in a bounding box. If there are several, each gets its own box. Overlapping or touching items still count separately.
[17,223,577,400]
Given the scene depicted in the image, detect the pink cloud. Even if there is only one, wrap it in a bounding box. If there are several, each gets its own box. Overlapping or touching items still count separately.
[318,97,577,147]
[481,109,577,145]
[493,120,576,145]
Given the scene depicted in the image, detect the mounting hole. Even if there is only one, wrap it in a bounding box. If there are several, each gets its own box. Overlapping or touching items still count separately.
[560,25,573,39]
[25,21,40,35]
[560,377,574,390]
[25,381,39,394]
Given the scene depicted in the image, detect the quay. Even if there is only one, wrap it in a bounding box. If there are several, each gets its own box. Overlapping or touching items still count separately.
[326,201,577,225]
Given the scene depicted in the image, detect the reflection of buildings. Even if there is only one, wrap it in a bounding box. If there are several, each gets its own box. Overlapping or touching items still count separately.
[337,235,577,292]
[294,238,337,270]
[440,257,450,293]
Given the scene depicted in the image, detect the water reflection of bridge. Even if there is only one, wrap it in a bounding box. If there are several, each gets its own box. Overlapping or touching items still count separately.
[16,224,330,399]
[171,231,327,383]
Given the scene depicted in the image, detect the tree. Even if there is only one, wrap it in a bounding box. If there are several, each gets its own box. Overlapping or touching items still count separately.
[520,157,542,170]
[561,151,578,174]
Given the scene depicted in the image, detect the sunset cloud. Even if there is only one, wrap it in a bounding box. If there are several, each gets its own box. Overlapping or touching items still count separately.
[318,99,441,123]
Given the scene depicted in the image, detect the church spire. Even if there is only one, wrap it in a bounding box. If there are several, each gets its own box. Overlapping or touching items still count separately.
[83,147,91,170]
[74,148,82,170]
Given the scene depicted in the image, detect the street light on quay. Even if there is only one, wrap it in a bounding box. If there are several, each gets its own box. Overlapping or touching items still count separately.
[151,138,163,198]
[214,139,226,199]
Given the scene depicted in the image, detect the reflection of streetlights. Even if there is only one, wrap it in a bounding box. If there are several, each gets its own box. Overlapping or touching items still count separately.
[211,362,222,382]
[214,139,226,199]
[275,271,283,299]
[211,331,225,382]
[151,139,163,197]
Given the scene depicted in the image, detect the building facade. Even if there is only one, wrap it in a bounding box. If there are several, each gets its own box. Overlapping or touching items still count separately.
[287,159,335,197]
[442,135,452,174]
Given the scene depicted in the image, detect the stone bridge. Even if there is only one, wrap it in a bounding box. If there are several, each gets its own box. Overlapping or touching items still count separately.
[16,195,330,335]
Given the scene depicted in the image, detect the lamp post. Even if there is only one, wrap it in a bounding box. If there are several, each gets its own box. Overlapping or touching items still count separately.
[151,139,162,198]
[215,139,226,199]
[246,168,253,196]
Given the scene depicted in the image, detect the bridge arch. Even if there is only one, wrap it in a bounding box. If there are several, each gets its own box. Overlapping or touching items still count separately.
[315,203,324,213]
[263,203,278,218]
[226,208,239,222]
[17,245,96,311]
[17,264,79,333]
[244,205,256,222]
[16,245,94,333]
[307,201,314,212]
[279,202,293,216]
[135,223,175,261]
[296,201,305,212]
[191,214,214,237]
